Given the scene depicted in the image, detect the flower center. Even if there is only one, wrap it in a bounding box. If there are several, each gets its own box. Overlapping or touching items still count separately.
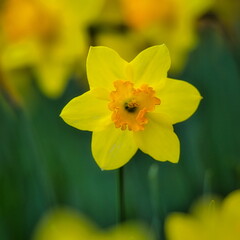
[109,80,160,131]
[124,100,139,113]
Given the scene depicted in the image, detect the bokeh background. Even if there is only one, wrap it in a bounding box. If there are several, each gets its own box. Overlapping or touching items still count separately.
[0,0,240,239]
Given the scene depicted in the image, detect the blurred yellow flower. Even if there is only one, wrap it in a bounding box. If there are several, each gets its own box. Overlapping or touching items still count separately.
[0,0,103,98]
[60,45,201,170]
[32,207,154,240]
[122,0,215,72]
[97,0,214,72]
[165,189,240,240]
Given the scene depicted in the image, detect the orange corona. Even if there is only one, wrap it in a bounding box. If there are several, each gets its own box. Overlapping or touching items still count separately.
[109,80,160,131]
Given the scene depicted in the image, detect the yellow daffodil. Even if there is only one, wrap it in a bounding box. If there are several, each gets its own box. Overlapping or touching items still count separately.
[96,0,214,72]
[0,0,103,98]
[60,45,201,170]
[121,0,215,72]
[165,189,240,240]
[32,207,154,240]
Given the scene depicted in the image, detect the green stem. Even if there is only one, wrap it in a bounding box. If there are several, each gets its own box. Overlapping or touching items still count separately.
[118,166,125,222]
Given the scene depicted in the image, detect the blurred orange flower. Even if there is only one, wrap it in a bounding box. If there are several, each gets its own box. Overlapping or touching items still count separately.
[0,0,104,98]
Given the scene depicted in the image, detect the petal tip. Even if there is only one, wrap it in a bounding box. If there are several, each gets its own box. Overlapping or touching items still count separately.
[59,109,65,119]
[156,43,169,52]
[163,152,180,164]
[97,163,119,171]
[169,157,180,164]
[149,44,170,55]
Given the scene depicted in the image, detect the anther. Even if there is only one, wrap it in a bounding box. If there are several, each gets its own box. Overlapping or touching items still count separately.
[124,102,138,113]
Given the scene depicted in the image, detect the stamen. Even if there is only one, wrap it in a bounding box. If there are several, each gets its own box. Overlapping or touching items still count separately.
[124,101,139,113]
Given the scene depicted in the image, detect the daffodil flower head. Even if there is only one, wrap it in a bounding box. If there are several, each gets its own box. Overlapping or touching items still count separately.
[165,189,240,240]
[32,207,154,240]
[1,0,58,43]
[60,45,202,170]
[0,0,104,98]
[98,0,214,72]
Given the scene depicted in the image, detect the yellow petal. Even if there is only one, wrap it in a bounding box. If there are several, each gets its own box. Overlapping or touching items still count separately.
[179,0,215,16]
[134,112,179,163]
[35,59,71,98]
[221,189,240,220]
[1,40,40,69]
[107,222,155,240]
[92,124,138,170]
[156,78,202,124]
[32,208,96,240]
[60,89,111,131]
[86,46,129,90]
[220,190,240,239]
[129,45,170,87]
[69,0,105,25]
[165,213,202,240]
